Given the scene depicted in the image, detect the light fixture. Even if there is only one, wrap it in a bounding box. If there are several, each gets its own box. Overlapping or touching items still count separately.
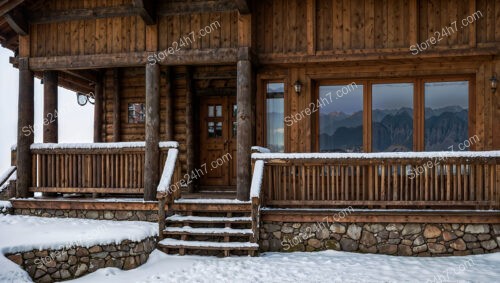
[490,74,498,93]
[76,92,88,106]
[87,92,95,105]
[294,80,302,95]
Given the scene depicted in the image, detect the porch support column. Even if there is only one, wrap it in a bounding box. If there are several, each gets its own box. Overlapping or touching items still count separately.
[112,68,121,142]
[43,71,58,143]
[16,58,34,198]
[185,67,195,193]
[93,77,103,142]
[164,67,174,140]
[236,53,252,201]
[144,63,161,201]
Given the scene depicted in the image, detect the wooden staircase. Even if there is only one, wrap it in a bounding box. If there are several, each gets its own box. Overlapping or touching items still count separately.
[157,199,259,257]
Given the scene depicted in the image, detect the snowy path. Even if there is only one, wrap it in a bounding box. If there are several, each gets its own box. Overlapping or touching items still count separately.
[0,215,157,283]
[71,250,500,283]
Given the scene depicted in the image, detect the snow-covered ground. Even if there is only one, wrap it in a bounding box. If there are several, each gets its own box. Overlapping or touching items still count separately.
[70,250,500,283]
[0,215,499,283]
[0,215,157,283]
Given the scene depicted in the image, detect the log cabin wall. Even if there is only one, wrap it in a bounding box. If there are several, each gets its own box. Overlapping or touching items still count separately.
[102,65,237,175]
[254,0,500,152]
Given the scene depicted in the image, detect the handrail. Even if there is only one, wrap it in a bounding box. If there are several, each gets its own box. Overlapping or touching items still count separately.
[250,160,265,244]
[0,166,16,193]
[157,148,180,196]
[156,147,181,240]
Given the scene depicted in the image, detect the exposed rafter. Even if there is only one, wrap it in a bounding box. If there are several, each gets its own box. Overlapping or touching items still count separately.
[4,8,28,35]
[0,0,24,17]
[234,0,250,14]
[132,0,155,25]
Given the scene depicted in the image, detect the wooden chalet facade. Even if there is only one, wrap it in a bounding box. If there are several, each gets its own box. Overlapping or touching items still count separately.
[0,0,499,258]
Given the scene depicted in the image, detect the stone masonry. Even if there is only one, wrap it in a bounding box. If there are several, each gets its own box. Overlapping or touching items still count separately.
[14,208,158,222]
[260,222,500,256]
[6,237,156,282]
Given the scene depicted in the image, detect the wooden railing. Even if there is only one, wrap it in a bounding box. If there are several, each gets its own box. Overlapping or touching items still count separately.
[29,142,178,195]
[156,148,182,239]
[252,151,500,209]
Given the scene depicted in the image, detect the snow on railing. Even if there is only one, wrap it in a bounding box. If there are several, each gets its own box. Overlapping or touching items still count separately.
[250,160,265,199]
[30,141,179,150]
[157,148,179,194]
[252,150,500,160]
[0,166,16,193]
[251,146,271,153]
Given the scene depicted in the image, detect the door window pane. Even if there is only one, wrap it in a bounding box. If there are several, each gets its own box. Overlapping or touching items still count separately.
[216,122,223,137]
[424,81,469,151]
[372,83,414,152]
[215,105,223,117]
[319,84,363,152]
[266,83,285,152]
[208,122,215,137]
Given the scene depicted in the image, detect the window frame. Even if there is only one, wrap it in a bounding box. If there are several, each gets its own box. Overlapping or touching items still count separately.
[314,75,475,152]
[263,80,287,153]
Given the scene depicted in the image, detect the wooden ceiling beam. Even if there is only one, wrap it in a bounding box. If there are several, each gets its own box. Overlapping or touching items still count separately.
[0,0,24,17]
[234,0,250,14]
[132,0,155,25]
[157,0,239,16]
[4,9,28,35]
[28,5,145,24]
[59,69,99,83]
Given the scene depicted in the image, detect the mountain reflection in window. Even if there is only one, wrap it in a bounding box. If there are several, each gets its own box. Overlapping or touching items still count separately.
[266,83,285,152]
[372,83,414,152]
[424,81,468,151]
[319,85,363,152]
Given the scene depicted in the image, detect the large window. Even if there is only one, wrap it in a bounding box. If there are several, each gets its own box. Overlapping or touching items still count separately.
[314,77,471,153]
[424,81,469,151]
[372,83,414,152]
[319,84,363,152]
[266,83,285,152]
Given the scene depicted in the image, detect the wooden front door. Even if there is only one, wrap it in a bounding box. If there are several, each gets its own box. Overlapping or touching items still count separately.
[199,96,237,187]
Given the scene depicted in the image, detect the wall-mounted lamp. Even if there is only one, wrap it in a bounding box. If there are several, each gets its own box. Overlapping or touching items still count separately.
[294,80,302,95]
[490,74,498,93]
[76,92,88,106]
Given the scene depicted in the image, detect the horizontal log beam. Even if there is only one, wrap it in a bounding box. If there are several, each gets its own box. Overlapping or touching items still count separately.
[28,49,238,70]
[28,5,144,24]
[10,198,158,211]
[157,0,240,15]
[262,210,500,224]
[258,47,500,65]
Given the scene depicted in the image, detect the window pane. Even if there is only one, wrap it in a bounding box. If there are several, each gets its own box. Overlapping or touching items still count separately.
[266,83,285,152]
[128,103,145,124]
[372,83,414,152]
[208,122,215,138]
[319,84,363,152]
[216,122,223,137]
[424,81,469,151]
[215,105,223,117]
[208,106,215,117]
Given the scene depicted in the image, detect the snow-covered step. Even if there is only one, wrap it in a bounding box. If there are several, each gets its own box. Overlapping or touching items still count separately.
[158,238,259,250]
[172,199,251,213]
[166,214,252,224]
[163,226,253,237]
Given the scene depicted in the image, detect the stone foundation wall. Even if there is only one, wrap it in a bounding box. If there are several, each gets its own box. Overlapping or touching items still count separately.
[6,237,156,282]
[14,209,158,222]
[260,222,500,256]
